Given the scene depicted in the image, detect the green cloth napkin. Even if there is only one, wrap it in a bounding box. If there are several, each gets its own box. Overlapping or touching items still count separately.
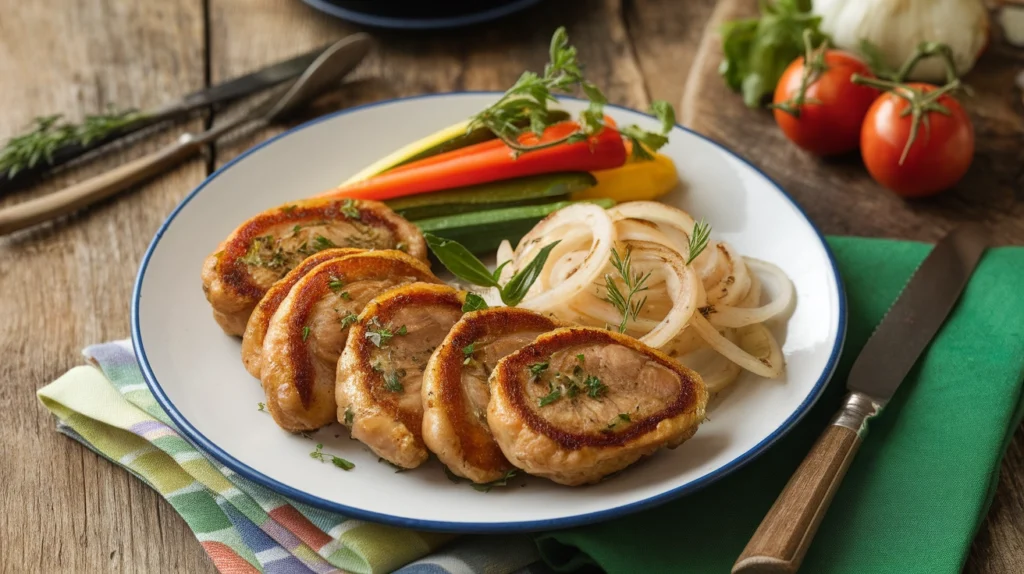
[538,236,1024,574]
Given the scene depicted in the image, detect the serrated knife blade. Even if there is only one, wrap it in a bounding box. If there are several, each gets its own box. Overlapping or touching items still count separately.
[846,223,989,404]
[734,224,990,574]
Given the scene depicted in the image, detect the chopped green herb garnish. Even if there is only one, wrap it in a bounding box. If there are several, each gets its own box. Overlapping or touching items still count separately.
[240,235,287,270]
[340,199,361,219]
[528,361,549,381]
[462,292,489,312]
[584,375,607,398]
[396,325,408,336]
[340,313,359,329]
[576,354,585,364]
[538,383,562,407]
[281,205,297,214]
[310,443,355,471]
[604,413,632,431]
[444,467,517,492]
[395,242,407,252]
[328,275,344,293]
[384,369,406,392]
[331,456,355,470]
[472,469,518,492]
[292,224,302,233]
[365,317,394,347]
[257,402,266,412]
[343,406,354,425]
[314,235,337,251]
[302,326,311,341]
[462,343,476,365]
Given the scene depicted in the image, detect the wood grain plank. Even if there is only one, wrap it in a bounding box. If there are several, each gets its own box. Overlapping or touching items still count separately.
[623,0,718,107]
[0,1,214,573]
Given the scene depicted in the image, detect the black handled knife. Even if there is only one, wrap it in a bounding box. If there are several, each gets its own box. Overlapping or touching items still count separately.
[0,42,338,192]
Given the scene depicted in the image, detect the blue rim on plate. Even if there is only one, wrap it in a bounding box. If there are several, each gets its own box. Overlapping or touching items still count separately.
[302,0,545,30]
[132,92,848,533]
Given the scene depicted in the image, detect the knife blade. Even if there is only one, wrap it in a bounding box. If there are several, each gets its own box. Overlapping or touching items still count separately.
[734,224,989,574]
[161,44,331,115]
[0,42,337,192]
[846,223,989,405]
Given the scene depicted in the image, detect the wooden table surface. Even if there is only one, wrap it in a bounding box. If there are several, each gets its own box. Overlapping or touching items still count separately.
[1,1,1021,572]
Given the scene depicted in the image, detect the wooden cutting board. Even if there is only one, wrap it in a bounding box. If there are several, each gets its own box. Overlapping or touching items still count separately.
[679,0,1024,245]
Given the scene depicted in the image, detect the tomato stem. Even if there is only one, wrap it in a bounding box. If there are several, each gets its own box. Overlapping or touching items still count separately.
[893,42,959,84]
[768,29,828,118]
[851,74,961,165]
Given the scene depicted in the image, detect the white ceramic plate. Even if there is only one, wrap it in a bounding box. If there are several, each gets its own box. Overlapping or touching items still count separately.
[133,93,846,532]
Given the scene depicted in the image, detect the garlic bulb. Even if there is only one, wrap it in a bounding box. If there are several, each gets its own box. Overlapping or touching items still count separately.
[813,0,990,82]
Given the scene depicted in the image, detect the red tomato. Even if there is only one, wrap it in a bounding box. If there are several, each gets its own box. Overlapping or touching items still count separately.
[861,83,974,198]
[773,51,879,156]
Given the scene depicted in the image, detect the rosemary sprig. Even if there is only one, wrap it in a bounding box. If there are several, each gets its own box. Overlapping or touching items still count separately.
[0,109,144,179]
[687,219,712,264]
[604,247,652,333]
[468,27,675,161]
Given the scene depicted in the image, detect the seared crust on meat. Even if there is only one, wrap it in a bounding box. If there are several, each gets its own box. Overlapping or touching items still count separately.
[488,327,708,486]
[202,197,427,336]
[337,284,465,469]
[241,248,363,378]
[260,251,439,431]
[422,308,559,483]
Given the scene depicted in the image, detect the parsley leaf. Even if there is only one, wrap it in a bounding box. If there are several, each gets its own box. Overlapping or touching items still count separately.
[340,199,361,220]
[719,0,828,107]
[340,313,359,329]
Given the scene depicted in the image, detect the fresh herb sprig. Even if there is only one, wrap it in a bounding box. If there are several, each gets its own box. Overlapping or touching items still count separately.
[469,27,675,161]
[687,219,712,264]
[425,233,560,307]
[309,443,355,471]
[0,109,144,179]
[604,247,652,334]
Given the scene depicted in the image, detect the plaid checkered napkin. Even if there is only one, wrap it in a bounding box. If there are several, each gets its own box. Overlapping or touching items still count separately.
[37,340,543,574]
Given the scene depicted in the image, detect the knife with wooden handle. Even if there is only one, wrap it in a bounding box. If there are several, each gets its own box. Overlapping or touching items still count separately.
[733,224,990,574]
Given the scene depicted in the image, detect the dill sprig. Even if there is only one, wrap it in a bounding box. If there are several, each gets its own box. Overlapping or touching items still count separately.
[0,109,144,179]
[687,219,712,264]
[604,247,652,333]
[468,27,674,161]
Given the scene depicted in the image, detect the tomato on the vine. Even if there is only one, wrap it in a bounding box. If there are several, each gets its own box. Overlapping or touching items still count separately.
[772,50,878,156]
[860,83,974,198]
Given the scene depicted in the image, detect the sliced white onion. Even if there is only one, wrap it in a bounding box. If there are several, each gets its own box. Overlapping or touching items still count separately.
[738,264,762,308]
[516,204,616,313]
[608,201,719,282]
[690,313,783,378]
[704,242,750,306]
[708,258,794,328]
[678,331,743,394]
